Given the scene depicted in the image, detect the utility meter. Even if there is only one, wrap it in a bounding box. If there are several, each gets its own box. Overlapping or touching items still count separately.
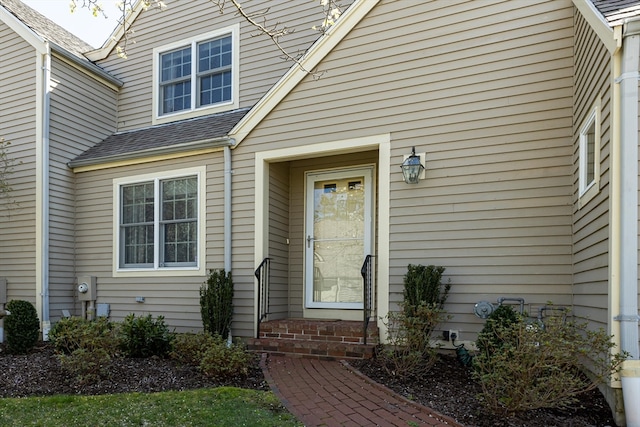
[76,276,96,301]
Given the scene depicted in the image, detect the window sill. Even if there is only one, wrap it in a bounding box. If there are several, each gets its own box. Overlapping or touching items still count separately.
[113,266,205,278]
[578,181,599,210]
[153,101,238,126]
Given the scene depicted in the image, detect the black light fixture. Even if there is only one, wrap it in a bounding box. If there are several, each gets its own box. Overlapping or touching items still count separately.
[400,146,425,184]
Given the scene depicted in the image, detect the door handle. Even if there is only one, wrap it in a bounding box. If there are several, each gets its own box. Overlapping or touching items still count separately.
[307,235,314,248]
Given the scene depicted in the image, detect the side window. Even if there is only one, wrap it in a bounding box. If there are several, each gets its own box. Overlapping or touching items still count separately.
[578,104,600,207]
[114,167,205,276]
[153,25,239,124]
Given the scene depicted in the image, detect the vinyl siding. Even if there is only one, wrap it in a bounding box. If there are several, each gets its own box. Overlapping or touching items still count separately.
[48,56,117,321]
[571,10,612,328]
[232,0,574,338]
[267,161,290,320]
[0,21,37,304]
[74,154,225,333]
[96,0,336,132]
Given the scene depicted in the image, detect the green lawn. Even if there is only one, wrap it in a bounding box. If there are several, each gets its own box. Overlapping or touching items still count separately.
[0,387,302,427]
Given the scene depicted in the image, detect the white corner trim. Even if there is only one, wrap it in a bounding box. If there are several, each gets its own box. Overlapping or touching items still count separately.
[0,5,47,53]
[230,0,381,146]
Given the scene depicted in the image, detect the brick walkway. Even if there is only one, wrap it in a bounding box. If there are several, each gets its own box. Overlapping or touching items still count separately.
[261,355,463,427]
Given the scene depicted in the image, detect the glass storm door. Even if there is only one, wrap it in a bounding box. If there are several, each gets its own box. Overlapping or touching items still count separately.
[305,167,373,309]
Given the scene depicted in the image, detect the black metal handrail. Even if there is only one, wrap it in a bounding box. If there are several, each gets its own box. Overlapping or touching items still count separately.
[361,254,374,345]
[255,257,271,339]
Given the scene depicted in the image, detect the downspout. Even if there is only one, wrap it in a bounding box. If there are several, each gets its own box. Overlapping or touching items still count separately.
[224,144,232,272]
[35,44,52,340]
[223,143,232,341]
[616,21,640,427]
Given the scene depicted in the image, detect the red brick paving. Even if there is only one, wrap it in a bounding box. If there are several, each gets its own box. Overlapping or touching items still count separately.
[261,355,463,427]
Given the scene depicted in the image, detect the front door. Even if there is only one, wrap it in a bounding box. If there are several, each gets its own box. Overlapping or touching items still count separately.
[305,167,373,310]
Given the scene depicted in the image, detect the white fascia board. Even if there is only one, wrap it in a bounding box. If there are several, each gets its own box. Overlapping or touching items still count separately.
[84,0,146,61]
[0,5,47,54]
[229,0,381,146]
[573,0,619,53]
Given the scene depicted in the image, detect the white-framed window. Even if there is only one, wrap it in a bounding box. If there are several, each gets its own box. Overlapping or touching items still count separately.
[578,101,600,208]
[113,167,206,276]
[152,24,239,124]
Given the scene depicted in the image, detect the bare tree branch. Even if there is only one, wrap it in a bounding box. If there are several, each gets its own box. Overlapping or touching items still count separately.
[72,0,346,74]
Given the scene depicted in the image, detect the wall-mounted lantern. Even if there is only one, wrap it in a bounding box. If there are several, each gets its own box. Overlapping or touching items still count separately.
[401,147,425,184]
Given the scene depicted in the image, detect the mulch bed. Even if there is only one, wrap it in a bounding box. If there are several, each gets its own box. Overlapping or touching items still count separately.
[352,353,618,427]
[0,343,618,426]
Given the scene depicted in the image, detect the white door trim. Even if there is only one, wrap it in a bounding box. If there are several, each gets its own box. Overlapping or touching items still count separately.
[253,134,391,339]
[304,166,374,310]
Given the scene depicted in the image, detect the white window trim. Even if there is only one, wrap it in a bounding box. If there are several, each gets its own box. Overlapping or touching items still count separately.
[152,24,240,126]
[112,166,207,277]
[578,100,601,209]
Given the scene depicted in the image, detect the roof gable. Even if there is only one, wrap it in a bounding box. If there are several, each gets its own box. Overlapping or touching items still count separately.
[229,0,380,146]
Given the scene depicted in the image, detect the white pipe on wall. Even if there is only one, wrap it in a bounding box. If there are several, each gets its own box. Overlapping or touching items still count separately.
[40,45,52,341]
[224,145,232,272]
[617,28,640,427]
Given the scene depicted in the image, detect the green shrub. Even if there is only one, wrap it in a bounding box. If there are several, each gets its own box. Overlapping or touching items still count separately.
[475,304,522,355]
[49,317,117,354]
[472,311,627,415]
[48,317,119,384]
[376,264,451,378]
[199,335,252,380]
[403,264,450,312]
[118,313,175,358]
[5,300,40,354]
[200,269,234,338]
[170,332,217,365]
[377,303,448,378]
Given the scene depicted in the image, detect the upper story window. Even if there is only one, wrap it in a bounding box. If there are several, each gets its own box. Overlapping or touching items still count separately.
[153,25,239,124]
[578,102,600,208]
[113,167,206,277]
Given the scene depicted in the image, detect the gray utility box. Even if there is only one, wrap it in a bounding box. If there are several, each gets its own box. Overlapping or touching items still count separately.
[77,276,96,302]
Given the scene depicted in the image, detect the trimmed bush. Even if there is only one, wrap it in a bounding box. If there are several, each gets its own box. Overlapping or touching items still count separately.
[170,332,217,366]
[5,299,40,354]
[199,335,252,380]
[200,269,234,338]
[475,304,522,355]
[473,309,627,415]
[403,264,450,312]
[49,316,117,354]
[376,264,451,378]
[118,313,175,358]
[170,332,253,381]
[49,317,119,384]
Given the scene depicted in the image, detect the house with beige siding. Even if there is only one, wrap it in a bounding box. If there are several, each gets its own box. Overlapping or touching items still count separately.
[1,0,640,424]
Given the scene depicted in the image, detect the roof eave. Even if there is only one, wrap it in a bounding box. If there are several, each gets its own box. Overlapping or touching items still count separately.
[50,42,123,89]
[68,136,233,171]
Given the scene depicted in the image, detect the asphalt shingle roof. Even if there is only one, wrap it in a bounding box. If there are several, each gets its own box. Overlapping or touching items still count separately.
[591,0,640,26]
[0,0,93,57]
[69,108,250,167]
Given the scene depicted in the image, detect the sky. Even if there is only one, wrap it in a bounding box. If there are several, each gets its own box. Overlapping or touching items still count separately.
[22,0,121,48]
